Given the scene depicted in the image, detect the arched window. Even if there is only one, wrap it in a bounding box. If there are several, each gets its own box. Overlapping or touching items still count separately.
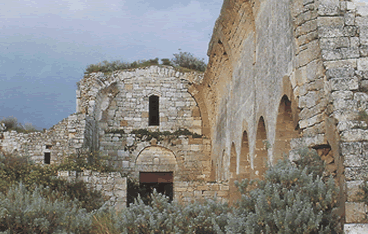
[149,95,159,126]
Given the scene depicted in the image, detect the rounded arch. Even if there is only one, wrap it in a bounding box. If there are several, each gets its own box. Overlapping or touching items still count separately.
[188,85,210,137]
[274,95,300,164]
[146,90,162,98]
[254,116,268,178]
[135,146,177,172]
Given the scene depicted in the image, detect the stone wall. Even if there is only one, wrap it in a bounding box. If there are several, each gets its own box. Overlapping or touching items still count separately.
[203,0,368,230]
[3,0,368,230]
[57,170,127,210]
[0,113,90,164]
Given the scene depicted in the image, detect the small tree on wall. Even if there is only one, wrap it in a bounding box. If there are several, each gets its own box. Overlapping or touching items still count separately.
[171,50,207,72]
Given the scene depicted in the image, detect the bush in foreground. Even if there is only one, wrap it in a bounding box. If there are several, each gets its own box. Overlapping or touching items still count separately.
[93,191,229,234]
[0,152,106,212]
[0,149,340,233]
[226,149,340,233]
[0,183,93,233]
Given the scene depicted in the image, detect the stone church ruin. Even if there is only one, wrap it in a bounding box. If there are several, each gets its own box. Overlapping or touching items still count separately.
[1,0,368,231]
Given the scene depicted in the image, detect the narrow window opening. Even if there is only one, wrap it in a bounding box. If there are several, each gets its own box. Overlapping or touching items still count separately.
[46,145,52,149]
[44,152,51,164]
[149,95,159,126]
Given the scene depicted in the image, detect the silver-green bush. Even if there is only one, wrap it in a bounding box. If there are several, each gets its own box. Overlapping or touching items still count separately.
[226,149,340,234]
[0,183,93,233]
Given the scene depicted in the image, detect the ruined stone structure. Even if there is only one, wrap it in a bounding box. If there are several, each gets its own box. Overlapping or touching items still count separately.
[1,0,368,231]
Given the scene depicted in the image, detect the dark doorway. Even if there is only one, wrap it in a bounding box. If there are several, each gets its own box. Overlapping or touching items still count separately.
[44,152,50,164]
[149,95,159,126]
[140,172,173,203]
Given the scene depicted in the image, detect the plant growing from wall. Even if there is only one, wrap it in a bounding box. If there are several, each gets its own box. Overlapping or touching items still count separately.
[131,128,202,142]
[0,116,40,133]
[57,150,115,173]
[171,50,207,72]
[83,52,206,75]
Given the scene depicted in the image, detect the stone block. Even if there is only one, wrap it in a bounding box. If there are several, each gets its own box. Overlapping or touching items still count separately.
[345,202,367,223]
[330,77,359,91]
[337,120,368,132]
[297,40,320,67]
[341,129,368,142]
[347,180,364,202]
[299,91,318,108]
[333,109,359,121]
[326,67,355,79]
[295,19,317,37]
[317,0,340,16]
[358,58,368,70]
[344,224,368,234]
[320,37,349,50]
[333,99,357,111]
[341,48,360,59]
[331,90,354,100]
[321,49,342,60]
[324,59,357,70]
[345,13,356,26]
[188,137,203,145]
[357,6,368,17]
[318,16,344,27]
[297,31,318,47]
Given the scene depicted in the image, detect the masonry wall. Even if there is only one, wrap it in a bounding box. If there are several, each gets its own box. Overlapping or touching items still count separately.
[57,170,127,210]
[203,0,368,230]
[0,113,89,164]
[76,67,217,200]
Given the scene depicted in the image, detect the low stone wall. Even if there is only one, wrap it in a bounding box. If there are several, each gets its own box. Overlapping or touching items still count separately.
[0,113,93,164]
[175,181,229,204]
[57,170,127,210]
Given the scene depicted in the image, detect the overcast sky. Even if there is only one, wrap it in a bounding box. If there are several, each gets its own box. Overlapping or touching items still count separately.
[3,0,368,130]
[0,0,224,129]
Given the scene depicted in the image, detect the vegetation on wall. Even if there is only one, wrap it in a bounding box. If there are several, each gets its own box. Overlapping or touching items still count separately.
[131,128,202,141]
[56,151,115,173]
[172,50,206,72]
[0,116,40,133]
[84,51,207,75]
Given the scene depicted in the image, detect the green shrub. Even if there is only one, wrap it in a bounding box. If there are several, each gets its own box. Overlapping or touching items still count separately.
[0,116,39,133]
[0,152,57,194]
[110,190,228,234]
[171,50,207,72]
[0,183,93,233]
[227,149,340,234]
[161,58,172,66]
[56,151,115,173]
[84,53,206,75]
[130,128,202,141]
[0,153,106,212]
